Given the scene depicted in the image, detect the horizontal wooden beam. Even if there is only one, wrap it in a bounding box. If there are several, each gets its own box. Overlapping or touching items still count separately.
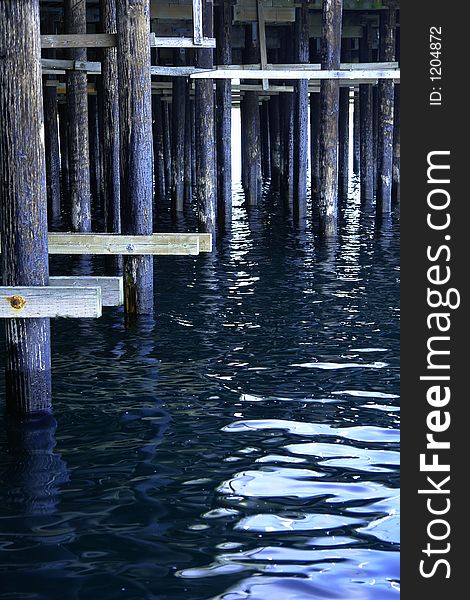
[41,34,117,49]
[41,33,215,50]
[41,58,102,73]
[0,287,102,319]
[47,233,212,254]
[49,276,123,306]
[190,68,400,81]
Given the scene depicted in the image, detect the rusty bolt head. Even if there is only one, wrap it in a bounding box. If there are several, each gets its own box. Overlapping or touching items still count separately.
[6,295,27,310]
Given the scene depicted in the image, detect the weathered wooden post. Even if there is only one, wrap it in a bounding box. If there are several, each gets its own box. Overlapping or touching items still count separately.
[392,83,400,204]
[0,0,52,414]
[268,95,281,189]
[100,0,121,274]
[241,23,261,206]
[216,0,232,226]
[171,49,186,213]
[309,38,320,197]
[58,100,70,199]
[43,83,61,223]
[293,0,309,217]
[152,94,166,203]
[359,23,373,204]
[195,0,217,234]
[117,0,154,315]
[353,90,360,174]
[65,0,91,232]
[184,78,193,204]
[260,101,271,181]
[88,93,102,206]
[377,2,397,213]
[338,42,352,199]
[280,25,294,203]
[163,100,172,199]
[319,0,342,235]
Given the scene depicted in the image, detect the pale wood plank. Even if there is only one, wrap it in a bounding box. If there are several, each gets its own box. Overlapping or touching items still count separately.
[41,33,117,49]
[49,276,123,307]
[190,68,400,80]
[192,0,203,45]
[0,287,102,319]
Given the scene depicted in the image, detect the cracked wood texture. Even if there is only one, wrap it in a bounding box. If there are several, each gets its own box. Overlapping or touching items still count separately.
[0,0,52,414]
[117,0,154,316]
[195,0,217,236]
[293,1,309,218]
[319,0,342,236]
[216,0,232,227]
[376,4,396,213]
[65,0,92,232]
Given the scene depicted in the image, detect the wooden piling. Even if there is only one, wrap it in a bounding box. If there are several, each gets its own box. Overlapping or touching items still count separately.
[195,0,216,234]
[184,78,193,204]
[43,83,61,222]
[359,24,373,204]
[116,0,154,315]
[0,0,52,414]
[268,95,281,189]
[58,100,70,199]
[100,0,121,253]
[152,94,166,203]
[280,26,294,203]
[65,0,91,232]
[338,87,350,199]
[241,24,261,206]
[215,0,232,226]
[309,38,320,198]
[163,100,172,199]
[353,91,360,174]
[392,83,400,204]
[293,1,309,216]
[171,49,186,213]
[319,0,342,235]
[376,3,396,213]
[260,101,271,180]
[88,93,102,207]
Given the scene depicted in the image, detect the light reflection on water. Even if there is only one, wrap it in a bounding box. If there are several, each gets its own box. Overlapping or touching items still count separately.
[0,178,399,599]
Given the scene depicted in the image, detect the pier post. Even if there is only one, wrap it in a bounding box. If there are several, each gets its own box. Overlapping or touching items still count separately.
[117,0,154,315]
[88,93,102,208]
[338,42,352,199]
[195,0,217,234]
[216,0,232,226]
[153,94,166,203]
[163,100,172,199]
[268,95,281,189]
[392,83,400,204]
[184,76,193,205]
[0,0,52,414]
[100,0,121,273]
[65,0,91,232]
[280,26,294,204]
[319,0,342,235]
[359,23,373,204]
[43,84,61,223]
[171,49,186,213]
[58,101,70,199]
[241,24,261,206]
[293,0,309,217]
[309,38,320,199]
[260,101,271,181]
[377,2,396,213]
[353,91,360,174]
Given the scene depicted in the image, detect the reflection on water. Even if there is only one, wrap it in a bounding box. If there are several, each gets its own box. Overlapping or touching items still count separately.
[0,178,399,599]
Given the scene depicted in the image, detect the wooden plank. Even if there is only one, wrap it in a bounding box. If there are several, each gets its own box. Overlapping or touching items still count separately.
[193,0,203,45]
[41,33,117,49]
[49,276,124,307]
[0,287,102,319]
[41,58,102,72]
[190,68,400,80]
[47,233,200,255]
[153,36,215,48]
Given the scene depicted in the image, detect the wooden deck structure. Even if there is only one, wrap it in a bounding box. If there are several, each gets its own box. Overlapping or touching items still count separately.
[0,0,399,415]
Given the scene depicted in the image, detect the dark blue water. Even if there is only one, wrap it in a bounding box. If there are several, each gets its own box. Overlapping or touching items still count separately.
[0,180,400,599]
